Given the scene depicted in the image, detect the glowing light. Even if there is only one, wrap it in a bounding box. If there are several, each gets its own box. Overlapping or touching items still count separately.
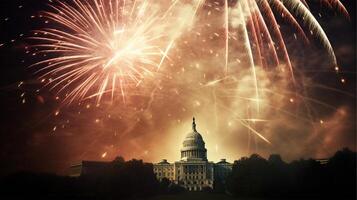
[31,0,189,104]
[54,110,60,116]
[18,81,24,87]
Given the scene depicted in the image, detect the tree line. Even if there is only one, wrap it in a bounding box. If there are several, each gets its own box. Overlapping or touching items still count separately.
[224,148,356,199]
[0,148,355,199]
[1,158,160,199]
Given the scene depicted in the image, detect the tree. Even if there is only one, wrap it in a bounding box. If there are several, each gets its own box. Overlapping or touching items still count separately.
[326,148,356,199]
[226,148,356,199]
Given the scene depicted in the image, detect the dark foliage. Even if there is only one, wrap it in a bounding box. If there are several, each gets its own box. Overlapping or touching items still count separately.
[226,148,356,199]
[0,158,159,199]
[0,148,355,199]
[158,177,185,194]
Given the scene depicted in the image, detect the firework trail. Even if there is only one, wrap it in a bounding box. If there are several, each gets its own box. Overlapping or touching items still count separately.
[239,0,260,113]
[224,0,229,74]
[282,0,338,66]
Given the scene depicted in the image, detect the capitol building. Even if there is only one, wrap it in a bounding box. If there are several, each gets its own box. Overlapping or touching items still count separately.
[69,117,232,191]
[153,118,232,191]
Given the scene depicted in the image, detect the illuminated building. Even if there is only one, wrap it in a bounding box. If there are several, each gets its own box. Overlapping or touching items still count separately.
[153,118,232,191]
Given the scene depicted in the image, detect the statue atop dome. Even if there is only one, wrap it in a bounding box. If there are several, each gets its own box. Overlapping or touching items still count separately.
[192,117,196,131]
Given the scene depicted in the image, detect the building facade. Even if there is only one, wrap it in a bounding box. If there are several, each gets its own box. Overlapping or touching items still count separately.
[153,118,232,191]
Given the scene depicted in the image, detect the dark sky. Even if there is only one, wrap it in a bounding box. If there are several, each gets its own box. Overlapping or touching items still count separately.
[0,0,355,176]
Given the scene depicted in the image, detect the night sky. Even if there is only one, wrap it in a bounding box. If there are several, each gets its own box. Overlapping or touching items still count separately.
[0,0,355,176]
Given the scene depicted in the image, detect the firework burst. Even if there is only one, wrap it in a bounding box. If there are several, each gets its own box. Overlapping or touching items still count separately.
[30,0,190,104]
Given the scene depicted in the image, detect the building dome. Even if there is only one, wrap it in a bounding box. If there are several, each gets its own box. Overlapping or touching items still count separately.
[181,118,207,161]
[182,130,205,150]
